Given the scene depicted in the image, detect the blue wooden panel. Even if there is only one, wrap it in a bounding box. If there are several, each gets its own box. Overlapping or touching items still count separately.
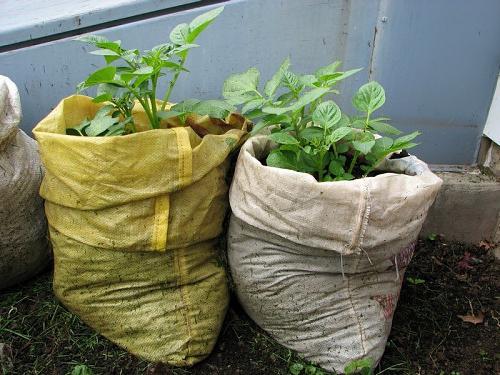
[0,0,378,134]
[370,0,500,164]
[0,0,499,164]
[0,0,201,47]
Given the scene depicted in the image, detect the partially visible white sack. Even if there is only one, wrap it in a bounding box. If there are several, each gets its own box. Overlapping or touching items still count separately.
[0,76,49,289]
[227,136,442,373]
[375,154,430,176]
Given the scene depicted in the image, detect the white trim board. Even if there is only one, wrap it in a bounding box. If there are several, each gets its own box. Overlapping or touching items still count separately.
[0,0,201,47]
[484,75,500,145]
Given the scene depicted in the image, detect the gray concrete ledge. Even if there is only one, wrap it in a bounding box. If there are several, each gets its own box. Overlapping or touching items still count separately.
[421,165,500,244]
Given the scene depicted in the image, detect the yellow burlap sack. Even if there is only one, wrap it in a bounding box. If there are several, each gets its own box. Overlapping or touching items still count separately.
[33,95,248,366]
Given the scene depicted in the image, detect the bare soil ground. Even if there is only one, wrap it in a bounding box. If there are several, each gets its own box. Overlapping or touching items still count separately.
[0,238,498,375]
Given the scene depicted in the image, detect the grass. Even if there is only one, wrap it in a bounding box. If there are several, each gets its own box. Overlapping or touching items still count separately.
[0,271,414,375]
[1,238,498,374]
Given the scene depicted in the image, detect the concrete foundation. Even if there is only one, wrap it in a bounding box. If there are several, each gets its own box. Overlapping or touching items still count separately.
[421,165,500,244]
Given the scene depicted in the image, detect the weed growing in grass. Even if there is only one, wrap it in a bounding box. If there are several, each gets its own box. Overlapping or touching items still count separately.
[406,277,425,285]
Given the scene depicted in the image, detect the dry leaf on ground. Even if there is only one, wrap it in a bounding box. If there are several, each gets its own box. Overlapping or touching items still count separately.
[457,311,485,325]
[478,240,494,250]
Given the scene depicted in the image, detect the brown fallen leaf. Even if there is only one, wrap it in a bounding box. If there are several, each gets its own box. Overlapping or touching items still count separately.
[457,311,485,325]
[479,240,494,250]
[457,252,474,271]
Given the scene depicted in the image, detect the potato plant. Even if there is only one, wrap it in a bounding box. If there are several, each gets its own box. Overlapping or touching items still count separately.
[222,59,420,181]
[67,6,235,136]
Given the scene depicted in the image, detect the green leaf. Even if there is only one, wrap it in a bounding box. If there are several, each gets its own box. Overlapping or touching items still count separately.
[85,106,119,136]
[372,136,394,153]
[389,141,419,153]
[172,43,199,54]
[352,132,376,154]
[105,117,133,136]
[91,93,112,103]
[71,364,94,375]
[121,49,139,64]
[132,74,151,88]
[329,127,352,143]
[250,114,291,135]
[160,61,188,71]
[157,110,183,120]
[368,121,401,135]
[304,365,318,375]
[279,144,301,153]
[352,81,385,114]
[245,108,265,119]
[170,23,190,45]
[242,98,265,114]
[66,118,91,136]
[289,362,304,375]
[96,83,121,97]
[275,91,295,103]
[315,61,341,78]
[266,150,297,171]
[393,131,421,148]
[88,48,119,57]
[264,57,290,97]
[223,67,260,101]
[336,143,349,153]
[281,70,302,93]
[335,173,354,181]
[132,66,154,75]
[187,6,224,43]
[344,358,373,375]
[300,127,323,142]
[89,49,121,63]
[312,100,341,129]
[82,66,117,87]
[192,100,236,118]
[351,119,365,129]
[263,87,329,115]
[297,150,320,172]
[151,43,173,53]
[172,99,200,113]
[407,277,426,285]
[320,68,363,86]
[268,132,299,145]
[329,159,345,177]
[300,74,318,88]
[251,120,271,134]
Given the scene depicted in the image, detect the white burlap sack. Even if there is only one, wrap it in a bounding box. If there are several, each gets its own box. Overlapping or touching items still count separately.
[0,76,49,289]
[227,136,442,373]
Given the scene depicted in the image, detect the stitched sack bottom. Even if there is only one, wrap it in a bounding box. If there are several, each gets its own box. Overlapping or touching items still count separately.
[228,216,410,372]
[51,229,228,366]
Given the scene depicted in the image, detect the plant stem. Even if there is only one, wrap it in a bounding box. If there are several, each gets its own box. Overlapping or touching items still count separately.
[150,73,159,128]
[317,151,325,181]
[332,143,338,159]
[160,56,187,111]
[364,111,371,131]
[348,150,359,175]
[292,112,301,138]
[124,83,156,129]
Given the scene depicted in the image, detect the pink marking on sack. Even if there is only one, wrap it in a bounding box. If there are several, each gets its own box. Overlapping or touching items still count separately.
[391,241,416,269]
[372,294,396,320]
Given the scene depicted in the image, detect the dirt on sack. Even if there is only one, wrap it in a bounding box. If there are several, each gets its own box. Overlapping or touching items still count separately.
[0,238,498,375]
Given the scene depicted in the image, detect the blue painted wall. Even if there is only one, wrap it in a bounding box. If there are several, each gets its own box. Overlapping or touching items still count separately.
[1,0,499,164]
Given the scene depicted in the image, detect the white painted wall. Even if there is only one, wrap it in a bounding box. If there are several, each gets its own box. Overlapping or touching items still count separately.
[484,75,500,145]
